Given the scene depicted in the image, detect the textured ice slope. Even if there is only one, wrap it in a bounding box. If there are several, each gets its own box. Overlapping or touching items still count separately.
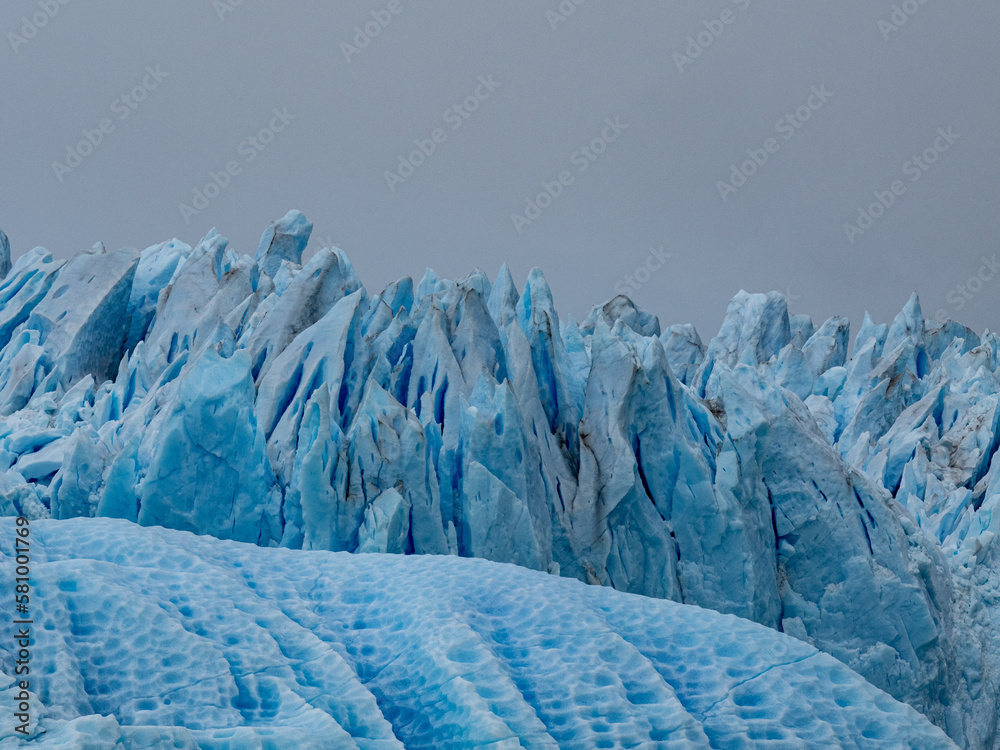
[0,518,958,749]
[0,212,999,746]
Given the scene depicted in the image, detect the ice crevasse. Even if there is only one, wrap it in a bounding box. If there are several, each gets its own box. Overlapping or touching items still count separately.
[0,214,998,747]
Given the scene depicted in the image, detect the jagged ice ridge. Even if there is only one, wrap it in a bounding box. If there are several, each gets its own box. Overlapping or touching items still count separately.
[0,214,999,747]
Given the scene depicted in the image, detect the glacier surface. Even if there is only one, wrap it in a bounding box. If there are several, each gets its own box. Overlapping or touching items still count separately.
[0,211,999,746]
[0,517,958,748]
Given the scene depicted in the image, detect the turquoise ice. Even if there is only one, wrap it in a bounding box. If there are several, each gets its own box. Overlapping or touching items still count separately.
[0,212,998,746]
[0,518,958,748]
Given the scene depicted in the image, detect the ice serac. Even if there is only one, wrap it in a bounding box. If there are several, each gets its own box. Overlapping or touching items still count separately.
[141,228,260,380]
[348,379,450,556]
[136,347,281,544]
[0,248,65,364]
[255,209,313,279]
[1,213,1000,747]
[572,319,682,599]
[0,228,10,280]
[238,247,363,387]
[695,289,791,399]
[458,377,548,571]
[124,239,192,351]
[661,322,704,386]
[0,518,959,749]
[24,245,140,387]
[517,269,583,469]
[721,363,957,731]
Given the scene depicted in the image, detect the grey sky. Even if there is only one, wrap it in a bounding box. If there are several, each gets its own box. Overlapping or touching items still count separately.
[3,1,998,340]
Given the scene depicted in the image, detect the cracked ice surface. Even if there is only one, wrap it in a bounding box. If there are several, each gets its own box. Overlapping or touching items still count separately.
[0,211,998,746]
[0,518,958,748]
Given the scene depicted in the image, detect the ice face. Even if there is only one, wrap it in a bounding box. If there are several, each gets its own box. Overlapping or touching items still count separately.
[0,213,998,746]
[0,518,959,748]
[24,246,140,388]
[254,209,313,279]
[0,229,10,281]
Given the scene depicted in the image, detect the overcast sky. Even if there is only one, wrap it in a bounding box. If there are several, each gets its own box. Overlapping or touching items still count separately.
[3,1,998,340]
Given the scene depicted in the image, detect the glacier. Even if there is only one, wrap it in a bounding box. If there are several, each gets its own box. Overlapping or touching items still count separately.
[0,211,998,746]
[0,517,958,748]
